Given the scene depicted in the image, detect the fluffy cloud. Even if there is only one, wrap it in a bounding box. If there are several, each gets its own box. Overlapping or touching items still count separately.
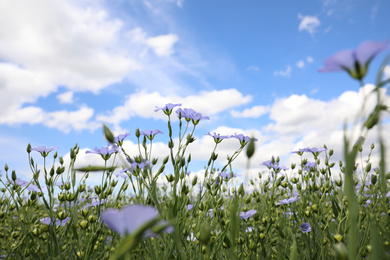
[97,89,252,126]
[231,105,269,118]
[0,0,138,123]
[298,14,321,34]
[274,65,292,77]
[57,91,74,104]
[0,105,99,133]
[146,34,179,57]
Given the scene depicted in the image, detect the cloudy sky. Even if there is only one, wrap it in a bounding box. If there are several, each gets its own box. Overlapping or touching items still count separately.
[1,0,389,184]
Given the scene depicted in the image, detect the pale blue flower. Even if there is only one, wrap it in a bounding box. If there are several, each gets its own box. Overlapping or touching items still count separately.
[300,222,311,233]
[240,210,257,220]
[319,40,388,80]
[276,196,300,205]
[101,205,159,236]
[140,129,163,140]
[31,146,58,157]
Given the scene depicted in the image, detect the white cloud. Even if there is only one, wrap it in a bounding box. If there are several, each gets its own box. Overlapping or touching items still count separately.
[296,60,305,68]
[298,14,321,34]
[307,56,314,63]
[57,91,74,104]
[97,88,252,126]
[146,34,179,57]
[0,105,99,133]
[0,0,139,121]
[274,65,292,77]
[231,105,269,118]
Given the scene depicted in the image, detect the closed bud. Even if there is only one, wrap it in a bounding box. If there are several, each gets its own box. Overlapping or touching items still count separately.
[25,143,32,154]
[168,140,174,149]
[291,163,296,170]
[166,174,174,183]
[103,124,115,143]
[238,183,245,196]
[329,149,333,156]
[246,137,256,159]
[371,174,377,185]
[70,149,75,160]
[94,185,101,195]
[187,154,191,163]
[57,211,67,220]
[163,156,169,165]
[152,158,158,165]
[192,176,198,186]
[49,167,55,177]
[365,163,372,173]
[88,215,97,223]
[12,170,17,181]
[79,220,89,230]
[297,183,302,190]
[135,128,140,138]
[81,209,89,217]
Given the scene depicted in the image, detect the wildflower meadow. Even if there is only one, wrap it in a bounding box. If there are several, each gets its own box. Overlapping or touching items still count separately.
[1,40,390,259]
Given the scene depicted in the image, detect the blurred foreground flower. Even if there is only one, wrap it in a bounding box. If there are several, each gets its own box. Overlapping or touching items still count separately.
[319,40,388,80]
[101,205,172,237]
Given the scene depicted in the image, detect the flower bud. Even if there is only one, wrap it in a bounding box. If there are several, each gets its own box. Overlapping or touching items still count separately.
[12,170,17,181]
[79,220,89,230]
[371,174,377,185]
[135,128,140,138]
[103,124,115,143]
[163,156,169,165]
[246,137,255,159]
[166,174,174,183]
[238,183,245,197]
[192,176,198,186]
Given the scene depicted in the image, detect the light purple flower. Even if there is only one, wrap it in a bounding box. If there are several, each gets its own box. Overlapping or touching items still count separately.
[154,103,182,114]
[240,210,257,220]
[86,146,121,156]
[276,196,300,205]
[31,146,58,157]
[140,129,163,140]
[114,133,130,143]
[101,205,159,236]
[319,40,388,80]
[300,222,311,233]
[176,108,209,122]
[230,133,258,145]
[302,162,316,171]
[122,159,151,172]
[40,216,70,227]
[261,157,288,171]
[219,172,238,179]
[292,147,328,154]
[186,204,193,210]
[206,132,230,143]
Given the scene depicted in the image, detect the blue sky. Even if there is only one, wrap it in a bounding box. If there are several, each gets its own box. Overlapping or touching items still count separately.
[0,0,389,184]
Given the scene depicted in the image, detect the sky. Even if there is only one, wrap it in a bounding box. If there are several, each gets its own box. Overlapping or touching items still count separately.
[0,0,390,186]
